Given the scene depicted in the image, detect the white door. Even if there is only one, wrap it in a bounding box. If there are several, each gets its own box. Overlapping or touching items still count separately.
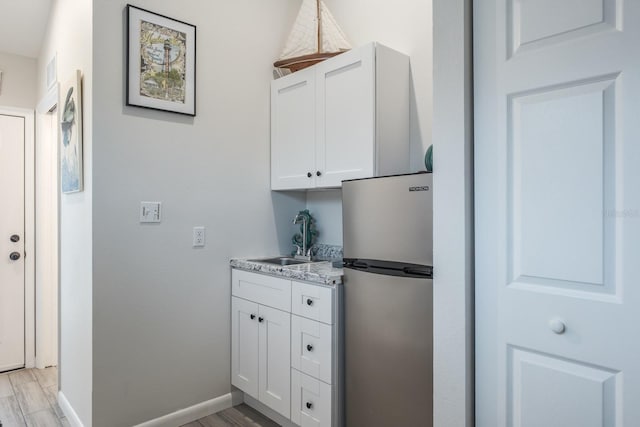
[475,1,640,426]
[231,297,259,397]
[271,67,317,190]
[0,113,26,372]
[258,304,291,418]
[316,44,375,187]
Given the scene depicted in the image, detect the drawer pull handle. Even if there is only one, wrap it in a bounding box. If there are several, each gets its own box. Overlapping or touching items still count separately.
[258,317,264,323]
[306,344,313,352]
[306,298,313,306]
[307,172,313,178]
[306,402,313,409]
[250,314,256,320]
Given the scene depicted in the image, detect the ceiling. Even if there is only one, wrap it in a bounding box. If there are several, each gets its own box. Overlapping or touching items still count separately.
[0,0,52,58]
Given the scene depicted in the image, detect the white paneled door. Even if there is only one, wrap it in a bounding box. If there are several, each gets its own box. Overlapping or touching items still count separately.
[475,1,640,426]
[0,114,26,372]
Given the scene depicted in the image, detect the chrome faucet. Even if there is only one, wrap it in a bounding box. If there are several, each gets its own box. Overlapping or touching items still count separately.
[293,213,311,260]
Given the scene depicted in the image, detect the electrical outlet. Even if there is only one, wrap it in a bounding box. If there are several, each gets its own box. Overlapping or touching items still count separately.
[193,226,205,247]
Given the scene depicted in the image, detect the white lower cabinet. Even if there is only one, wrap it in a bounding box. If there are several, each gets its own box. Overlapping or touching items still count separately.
[231,296,291,418]
[231,297,259,397]
[258,304,291,416]
[231,269,341,426]
[291,369,333,427]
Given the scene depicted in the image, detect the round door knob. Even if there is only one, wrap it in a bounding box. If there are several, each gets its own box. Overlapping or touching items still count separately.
[306,344,313,352]
[9,252,21,261]
[10,234,20,242]
[316,171,322,177]
[258,317,264,323]
[306,298,313,306]
[549,318,566,334]
[250,314,256,320]
[306,402,313,409]
[307,172,312,178]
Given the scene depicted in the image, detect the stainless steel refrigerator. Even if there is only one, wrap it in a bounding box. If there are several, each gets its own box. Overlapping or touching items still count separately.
[342,172,433,427]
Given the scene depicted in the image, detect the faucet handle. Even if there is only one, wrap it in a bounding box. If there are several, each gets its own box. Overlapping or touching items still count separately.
[294,244,303,256]
[305,245,314,257]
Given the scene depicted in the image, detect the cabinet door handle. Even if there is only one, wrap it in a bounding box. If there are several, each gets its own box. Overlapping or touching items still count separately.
[549,318,566,334]
[306,402,313,410]
[250,314,256,320]
[306,298,313,306]
[306,344,313,352]
[316,171,322,177]
[258,317,264,323]
[307,172,312,178]
[10,234,20,242]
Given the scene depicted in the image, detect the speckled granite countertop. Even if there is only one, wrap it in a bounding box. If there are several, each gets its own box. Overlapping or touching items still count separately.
[230,258,344,286]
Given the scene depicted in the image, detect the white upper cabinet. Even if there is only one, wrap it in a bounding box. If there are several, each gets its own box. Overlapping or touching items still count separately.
[271,67,316,190]
[271,42,410,190]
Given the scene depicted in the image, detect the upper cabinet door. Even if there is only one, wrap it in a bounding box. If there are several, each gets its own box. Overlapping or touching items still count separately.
[271,67,316,190]
[316,44,376,187]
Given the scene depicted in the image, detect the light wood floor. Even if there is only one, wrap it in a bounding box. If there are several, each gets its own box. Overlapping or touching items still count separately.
[181,404,280,427]
[0,367,68,427]
[1,367,276,427]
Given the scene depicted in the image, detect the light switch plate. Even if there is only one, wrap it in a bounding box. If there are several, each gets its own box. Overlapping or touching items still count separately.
[140,202,161,223]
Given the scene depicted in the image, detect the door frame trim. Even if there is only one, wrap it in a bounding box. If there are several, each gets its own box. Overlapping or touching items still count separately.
[35,84,59,369]
[432,0,475,426]
[0,105,35,369]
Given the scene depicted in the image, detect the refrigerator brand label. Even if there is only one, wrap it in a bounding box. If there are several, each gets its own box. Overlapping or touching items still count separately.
[409,186,430,192]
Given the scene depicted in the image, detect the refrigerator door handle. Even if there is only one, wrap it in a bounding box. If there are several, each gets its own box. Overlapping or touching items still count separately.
[403,266,433,278]
[344,258,433,279]
[343,258,369,269]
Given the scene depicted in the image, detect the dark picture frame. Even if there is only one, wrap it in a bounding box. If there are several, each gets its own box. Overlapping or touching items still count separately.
[126,5,196,116]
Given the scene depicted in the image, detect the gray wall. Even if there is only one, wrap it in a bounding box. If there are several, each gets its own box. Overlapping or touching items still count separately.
[38,0,94,424]
[91,0,302,425]
[0,51,36,109]
[306,190,343,246]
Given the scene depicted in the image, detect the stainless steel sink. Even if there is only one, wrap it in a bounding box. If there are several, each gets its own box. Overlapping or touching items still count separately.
[249,256,312,266]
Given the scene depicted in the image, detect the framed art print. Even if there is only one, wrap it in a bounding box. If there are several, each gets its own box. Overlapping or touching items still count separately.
[126,5,196,116]
[60,70,83,193]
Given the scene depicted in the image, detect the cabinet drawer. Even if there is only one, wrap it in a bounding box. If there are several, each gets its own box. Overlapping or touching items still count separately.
[292,315,333,384]
[292,281,333,324]
[232,269,291,312]
[291,369,332,427]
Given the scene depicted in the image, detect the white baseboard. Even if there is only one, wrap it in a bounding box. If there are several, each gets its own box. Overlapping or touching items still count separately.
[134,391,242,427]
[58,391,85,427]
